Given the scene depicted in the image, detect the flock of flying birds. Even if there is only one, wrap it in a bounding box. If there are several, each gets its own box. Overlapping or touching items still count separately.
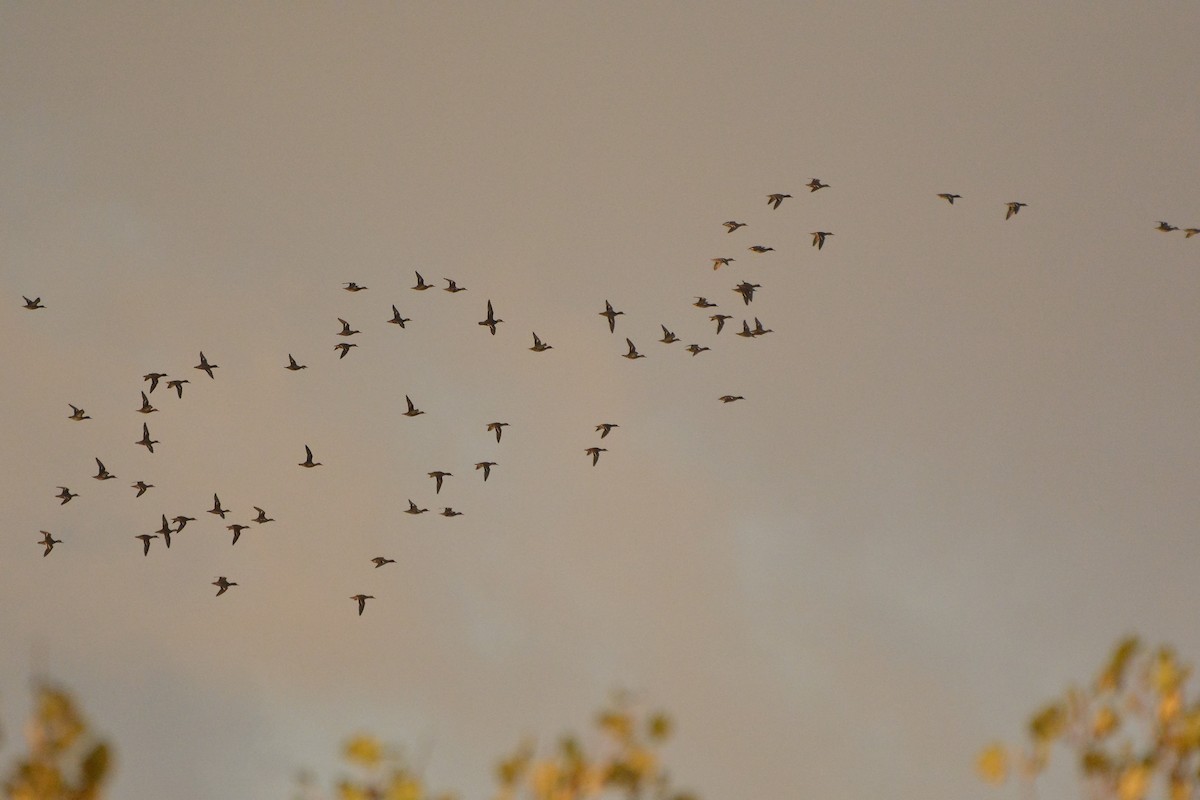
[19,185,1196,615]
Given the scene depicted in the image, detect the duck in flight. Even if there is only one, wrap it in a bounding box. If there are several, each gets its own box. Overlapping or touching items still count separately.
[143,373,167,393]
[195,351,218,378]
[344,282,368,292]
[135,534,157,556]
[1005,202,1027,220]
[429,471,452,493]
[623,338,646,359]
[710,314,733,334]
[807,178,829,192]
[1157,221,1179,232]
[213,577,237,596]
[595,423,618,439]
[173,515,196,531]
[735,281,761,305]
[404,395,424,417]
[388,306,410,327]
[600,300,624,333]
[337,318,360,336]
[719,395,745,403]
[768,193,791,209]
[530,332,553,352]
[40,531,62,557]
[736,320,756,338]
[686,344,710,356]
[165,379,188,398]
[660,325,679,344]
[712,258,735,270]
[937,193,961,204]
[487,422,510,442]
[209,494,230,519]
[286,354,307,371]
[131,480,154,497]
[723,221,747,233]
[68,404,91,421]
[752,317,773,336]
[55,487,78,505]
[810,231,833,250]
[136,423,158,453]
[694,297,717,308]
[371,557,396,568]
[334,342,357,359]
[585,447,607,466]
[412,272,432,290]
[475,461,497,481]
[299,445,322,468]
[404,500,429,515]
[226,524,249,545]
[137,392,157,414]
[1185,228,1200,238]
[444,278,467,293]
[22,296,45,310]
[156,516,174,548]
[479,300,503,335]
[94,458,116,481]
[748,245,774,253]
[253,507,275,524]
[441,507,463,517]
[351,594,374,615]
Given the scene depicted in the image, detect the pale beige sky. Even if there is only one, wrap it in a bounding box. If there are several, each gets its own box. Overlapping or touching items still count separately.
[2,2,1199,798]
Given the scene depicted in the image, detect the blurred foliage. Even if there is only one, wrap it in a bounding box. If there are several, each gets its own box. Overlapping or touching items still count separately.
[1,684,113,800]
[298,694,696,800]
[977,637,1200,800]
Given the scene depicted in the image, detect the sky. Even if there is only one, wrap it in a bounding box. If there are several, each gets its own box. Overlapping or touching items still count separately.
[2,2,1199,798]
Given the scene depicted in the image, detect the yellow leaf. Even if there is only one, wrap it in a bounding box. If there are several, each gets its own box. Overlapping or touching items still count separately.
[344,734,383,768]
[975,743,1007,785]
[1161,690,1183,724]
[386,776,423,800]
[1098,637,1141,692]
[1028,703,1066,743]
[1093,706,1119,738]
[1118,764,1150,800]
[1170,778,1191,800]
[1153,649,1188,695]
[647,713,672,741]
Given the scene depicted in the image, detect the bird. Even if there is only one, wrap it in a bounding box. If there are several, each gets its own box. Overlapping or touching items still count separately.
[195,351,218,378]
[286,354,307,371]
[1156,221,1179,232]
[403,395,424,417]
[40,531,61,557]
[412,271,432,290]
[748,245,774,253]
[136,423,158,453]
[441,507,462,517]
[734,282,761,305]
[719,395,745,403]
[388,305,410,327]
[530,332,553,352]
[22,296,45,310]
[428,471,452,493]
[226,524,249,545]
[156,516,174,548]
[208,494,230,518]
[343,282,368,291]
[585,447,607,466]
[67,404,91,421]
[711,314,733,334]
[351,594,374,615]
[1184,228,1200,238]
[212,577,237,596]
[131,480,154,497]
[299,445,322,468]
[600,300,624,333]
[712,258,735,270]
[937,193,961,204]
[722,221,747,233]
[623,338,646,359]
[1005,202,1027,220]
[165,379,189,398]
[694,297,717,308]
[371,557,396,568]
[135,534,157,556]
[172,515,196,531]
[810,231,833,249]
[93,458,116,481]
[55,487,78,505]
[334,342,358,359]
[252,506,274,524]
[137,391,157,414]
[337,318,359,336]
[404,500,429,515]
[444,278,466,293]
[487,422,509,442]
[479,300,503,335]
[686,344,710,356]
[736,320,756,338]
[475,461,497,481]
[660,325,679,344]
[143,373,168,393]
[806,178,829,192]
[767,193,791,209]
[752,317,773,336]
[595,423,618,438]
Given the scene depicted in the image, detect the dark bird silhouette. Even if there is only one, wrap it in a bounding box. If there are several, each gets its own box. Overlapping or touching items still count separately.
[137,391,157,414]
[22,296,45,310]
[767,193,791,209]
[299,445,322,468]
[195,352,218,378]
[208,494,229,519]
[441,507,462,517]
[68,404,91,421]
[711,314,733,334]
[585,447,607,466]
[660,325,679,344]
[40,531,61,557]
[227,524,249,545]
[55,486,78,505]
[388,305,410,327]
[334,342,357,359]
[131,480,154,497]
[429,471,452,493]
[810,231,833,250]
[722,221,747,233]
[135,534,157,556]
[213,577,237,596]
[156,516,174,548]
[143,373,167,393]
[1184,228,1200,238]
[719,395,745,403]
[595,423,618,438]
[1157,221,1179,232]
[1005,202,1027,220]
[173,515,196,531]
[693,297,717,308]
[371,557,396,568]
[487,422,509,442]
[344,282,368,291]
[412,271,432,290]
[475,461,497,481]
[93,458,116,481]
[600,300,624,333]
[166,379,188,398]
[404,500,429,515]
[444,278,466,293]
[752,317,773,336]
[286,354,307,371]
[737,320,756,338]
[937,193,961,204]
[351,594,374,615]
[479,300,503,335]
[734,282,761,305]
[622,338,646,359]
[404,395,424,417]
[806,178,829,192]
[136,423,158,453]
[748,245,774,253]
[686,344,710,356]
[337,318,360,336]
[712,258,735,270]
[252,506,274,524]
[530,332,553,352]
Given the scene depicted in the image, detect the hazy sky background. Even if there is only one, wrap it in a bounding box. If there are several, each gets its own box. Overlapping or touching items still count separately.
[2,2,1199,798]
